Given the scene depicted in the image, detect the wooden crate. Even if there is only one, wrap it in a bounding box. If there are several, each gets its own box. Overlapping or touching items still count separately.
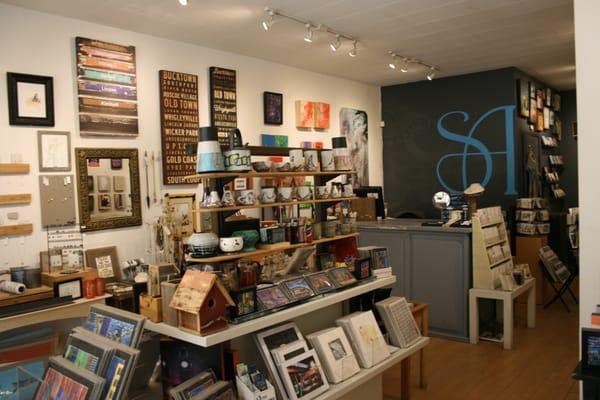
[161,280,180,326]
[139,293,162,323]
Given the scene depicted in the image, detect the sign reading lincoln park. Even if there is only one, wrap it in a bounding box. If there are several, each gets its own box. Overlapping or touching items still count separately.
[159,70,200,185]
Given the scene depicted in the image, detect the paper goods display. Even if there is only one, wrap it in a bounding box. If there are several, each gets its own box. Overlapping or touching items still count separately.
[335,311,390,368]
[169,369,217,400]
[278,349,329,400]
[35,356,105,400]
[83,304,146,348]
[375,297,421,348]
[306,326,360,383]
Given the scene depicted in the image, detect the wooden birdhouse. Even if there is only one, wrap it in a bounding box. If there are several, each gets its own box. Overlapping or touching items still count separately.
[169,270,234,335]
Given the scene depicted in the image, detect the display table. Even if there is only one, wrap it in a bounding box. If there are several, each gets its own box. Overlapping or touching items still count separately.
[358,219,471,341]
[468,279,536,349]
[515,235,548,304]
[0,294,111,333]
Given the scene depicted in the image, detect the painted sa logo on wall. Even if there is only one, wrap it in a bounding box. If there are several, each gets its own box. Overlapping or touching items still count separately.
[436,105,517,195]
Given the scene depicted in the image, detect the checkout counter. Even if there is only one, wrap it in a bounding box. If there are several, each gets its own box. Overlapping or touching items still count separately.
[358,218,472,341]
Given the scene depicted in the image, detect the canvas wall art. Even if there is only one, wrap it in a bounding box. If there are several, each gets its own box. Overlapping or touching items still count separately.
[75,37,138,137]
[314,102,330,129]
[340,108,369,186]
[264,92,283,125]
[295,100,314,128]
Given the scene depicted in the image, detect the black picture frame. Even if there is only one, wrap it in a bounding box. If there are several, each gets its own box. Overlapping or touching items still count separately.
[582,328,600,372]
[53,277,83,300]
[263,91,283,125]
[7,72,54,126]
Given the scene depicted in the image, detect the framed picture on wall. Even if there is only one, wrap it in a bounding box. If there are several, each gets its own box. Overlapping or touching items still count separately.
[529,99,537,124]
[529,81,536,98]
[37,131,71,172]
[518,79,529,118]
[264,91,283,125]
[6,72,54,126]
[536,90,544,109]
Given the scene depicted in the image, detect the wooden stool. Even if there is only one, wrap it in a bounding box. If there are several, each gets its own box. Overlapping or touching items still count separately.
[469,278,536,350]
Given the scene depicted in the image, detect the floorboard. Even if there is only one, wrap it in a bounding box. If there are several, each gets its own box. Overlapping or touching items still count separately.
[383,304,579,400]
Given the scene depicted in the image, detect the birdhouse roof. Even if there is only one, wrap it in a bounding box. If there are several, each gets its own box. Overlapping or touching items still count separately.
[169,270,234,313]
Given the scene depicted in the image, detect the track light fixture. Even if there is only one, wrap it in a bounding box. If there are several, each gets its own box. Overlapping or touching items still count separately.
[329,35,341,52]
[178,0,187,5]
[348,41,358,57]
[388,52,397,69]
[427,67,437,80]
[304,24,314,43]
[262,8,274,31]
[400,58,409,73]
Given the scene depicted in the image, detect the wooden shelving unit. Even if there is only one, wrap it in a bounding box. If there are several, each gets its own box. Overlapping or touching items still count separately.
[184,170,356,181]
[0,223,33,237]
[188,233,359,263]
[0,163,29,174]
[472,206,514,289]
[196,196,357,214]
[0,193,31,205]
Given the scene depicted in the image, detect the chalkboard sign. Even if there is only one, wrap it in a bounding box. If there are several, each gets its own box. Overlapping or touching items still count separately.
[209,67,237,146]
[159,70,200,185]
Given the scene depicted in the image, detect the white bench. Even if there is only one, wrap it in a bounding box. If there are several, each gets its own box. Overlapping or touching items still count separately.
[469,278,536,350]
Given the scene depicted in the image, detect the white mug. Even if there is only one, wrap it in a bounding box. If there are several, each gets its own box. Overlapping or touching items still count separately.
[277,187,293,202]
[206,190,221,207]
[259,187,276,203]
[331,185,341,198]
[236,190,255,205]
[221,189,235,206]
[320,150,334,171]
[289,149,305,171]
[316,185,329,199]
[304,150,320,171]
[296,186,312,201]
[343,184,354,197]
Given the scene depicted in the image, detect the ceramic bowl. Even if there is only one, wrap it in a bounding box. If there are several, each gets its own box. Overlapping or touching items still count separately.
[219,236,244,253]
[276,162,292,172]
[187,232,219,257]
[231,230,260,252]
[252,161,272,172]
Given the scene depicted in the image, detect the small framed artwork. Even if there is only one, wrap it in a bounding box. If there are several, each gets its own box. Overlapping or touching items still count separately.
[280,349,329,400]
[99,194,112,211]
[53,277,82,299]
[264,91,283,125]
[257,285,291,311]
[328,267,357,287]
[529,81,536,98]
[543,107,550,130]
[97,175,111,192]
[545,88,552,107]
[529,99,537,124]
[231,287,257,318]
[553,93,561,112]
[535,113,544,132]
[113,175,126,192]
[87,158,100,168]
[111,158,123,170]
[536,90,543,109]
[306,271,336,294]
[6,72,54,126]
[518,79,529,118]
[37,131,71,172]
[166,193,197,237]
[85,246,120,279]
[233,177,248,191]
[280,277,315,302]
[114,193,125,210]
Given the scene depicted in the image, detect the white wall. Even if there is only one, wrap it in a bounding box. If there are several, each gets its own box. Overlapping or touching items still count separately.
[575,0,600,331]
[0,3,382,267]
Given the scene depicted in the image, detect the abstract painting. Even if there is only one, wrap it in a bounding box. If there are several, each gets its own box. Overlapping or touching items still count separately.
[340,108,369,186]
[264,92,283,125]
[314,102,330,129]
[295,100,314,128]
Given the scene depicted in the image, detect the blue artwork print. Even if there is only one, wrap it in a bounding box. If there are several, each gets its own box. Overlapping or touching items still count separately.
[435,105,517,195]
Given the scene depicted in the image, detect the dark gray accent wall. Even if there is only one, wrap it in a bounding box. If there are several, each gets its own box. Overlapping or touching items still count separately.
[559,90,578,208]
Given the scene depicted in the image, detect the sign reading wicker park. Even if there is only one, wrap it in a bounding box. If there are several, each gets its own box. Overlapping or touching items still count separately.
[159,70,200,185]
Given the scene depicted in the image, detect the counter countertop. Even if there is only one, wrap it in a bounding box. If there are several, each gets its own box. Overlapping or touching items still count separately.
[357,218,472,233]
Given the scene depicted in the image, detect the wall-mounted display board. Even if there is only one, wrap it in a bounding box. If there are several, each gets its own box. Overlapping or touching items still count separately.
[75,37,138,137]
[159,70,200,185]
[209,67,237,146]
[39,175,77,227]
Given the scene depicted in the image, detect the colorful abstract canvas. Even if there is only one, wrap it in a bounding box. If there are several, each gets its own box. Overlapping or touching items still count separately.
[261,134,288,147]
[295,100,314,128]
[314,102,330,129]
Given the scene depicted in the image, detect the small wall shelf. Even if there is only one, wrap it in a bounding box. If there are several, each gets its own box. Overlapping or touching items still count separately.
[0,193,31,205]
[196,196,357,214]
[0,223,33,237]
[0,163,29,174]
[184,170,356,181]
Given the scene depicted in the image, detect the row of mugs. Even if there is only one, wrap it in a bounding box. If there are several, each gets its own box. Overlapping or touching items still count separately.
[289,149,334,172]
[204,184,354,207]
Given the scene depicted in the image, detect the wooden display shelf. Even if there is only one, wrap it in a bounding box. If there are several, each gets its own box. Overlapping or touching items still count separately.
[184,170,356,181]
[195,196,357,214]
[0,223,33,236]
[485,238,506,247]
[0,163,29,174]
[0,193,31,205]
[0,285,54,308]
[489,256,512,268]
[188,233,359,263]
[480,220,504,228]
[144,275,396,347]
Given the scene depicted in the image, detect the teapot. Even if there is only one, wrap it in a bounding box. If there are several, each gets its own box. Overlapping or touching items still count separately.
[224,128,252,172]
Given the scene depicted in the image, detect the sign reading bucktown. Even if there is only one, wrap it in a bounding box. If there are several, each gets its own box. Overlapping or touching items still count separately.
[159,70,200,185]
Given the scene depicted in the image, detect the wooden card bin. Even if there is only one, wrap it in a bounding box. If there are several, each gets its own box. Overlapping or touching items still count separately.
[161,279,180,326]
[41,269,98,287]
[139,293,162,323]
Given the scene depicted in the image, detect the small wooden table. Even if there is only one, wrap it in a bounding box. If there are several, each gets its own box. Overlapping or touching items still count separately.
[469,278,536,350]
[388,301,428,400]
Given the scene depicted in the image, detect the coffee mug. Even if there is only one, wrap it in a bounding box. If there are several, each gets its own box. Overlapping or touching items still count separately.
[206,190,221,207]
[277,187,293,202]
[331,184,341,198]
[221,189,235,206]
[289,149,305,171]
[304,150,320,172]
[236,190,255,205]
[316,185,329,199]
[320,150,335,171]
[259,187,276,204]
[296,186,312,201]
[343,184,354,197]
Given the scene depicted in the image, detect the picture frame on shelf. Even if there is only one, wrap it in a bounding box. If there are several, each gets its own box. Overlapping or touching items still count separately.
[83,303,146,348]
[64,330,116,375]
[264,91,283,125]
[231,287,257,318]
[6,72,54,126]
[257,284,291,311]
[270,339,309,366]
[37,131,70,172]
[35,356,105,400]
[328,267,358,288]
[306,326,360,384]
[85,246,119,280]
[280,277,315,302]
[53,277,82,300]
[279,349,329,400]
[305,271,336,294]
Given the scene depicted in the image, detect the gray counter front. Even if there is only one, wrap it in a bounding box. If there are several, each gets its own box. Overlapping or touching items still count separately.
[358,219,472,341]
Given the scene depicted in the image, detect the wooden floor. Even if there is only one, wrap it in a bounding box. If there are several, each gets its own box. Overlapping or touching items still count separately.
[383,304,579,400]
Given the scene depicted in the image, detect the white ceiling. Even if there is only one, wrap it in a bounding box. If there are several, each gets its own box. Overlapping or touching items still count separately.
[0,0,576,89]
